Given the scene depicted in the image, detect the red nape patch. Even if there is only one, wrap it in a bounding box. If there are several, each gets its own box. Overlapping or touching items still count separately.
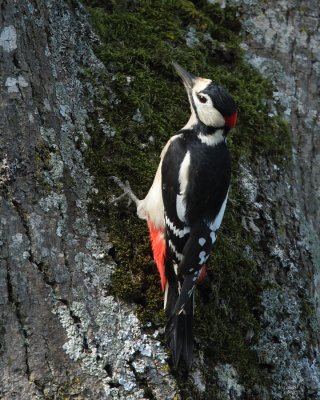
[148,222,167,292]
[224,111,238,129]
[197,264,207,284]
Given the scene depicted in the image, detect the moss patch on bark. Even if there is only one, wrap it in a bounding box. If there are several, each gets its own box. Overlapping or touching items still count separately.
[82,0,291,396]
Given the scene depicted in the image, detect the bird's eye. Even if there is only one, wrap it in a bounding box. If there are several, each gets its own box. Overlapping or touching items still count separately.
[198,94,207,104]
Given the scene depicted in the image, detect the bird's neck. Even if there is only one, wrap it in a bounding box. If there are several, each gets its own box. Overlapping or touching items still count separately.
[182,113,226,136]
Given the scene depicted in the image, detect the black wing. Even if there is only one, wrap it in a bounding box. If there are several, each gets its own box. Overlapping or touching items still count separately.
[161,133,231,368]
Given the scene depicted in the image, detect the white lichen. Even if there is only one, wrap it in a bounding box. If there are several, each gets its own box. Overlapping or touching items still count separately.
[0,155,11,190]
[239,164,258,204]
[5,76,28,93]
[214,364,244,399]
[0,25,17,52]
[185,26,200,48]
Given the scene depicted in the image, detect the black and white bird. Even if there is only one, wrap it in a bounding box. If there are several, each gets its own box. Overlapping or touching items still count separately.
[111,63,237,369]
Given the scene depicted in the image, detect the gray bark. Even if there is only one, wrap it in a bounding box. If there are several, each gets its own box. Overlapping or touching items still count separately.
[0,1,176,399]
[222,0,320,398]
[0,0,320,399]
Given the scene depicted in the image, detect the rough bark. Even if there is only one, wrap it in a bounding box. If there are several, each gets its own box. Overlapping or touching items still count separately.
[0,1,176,399]
[0,0,319,399]
[217,0,320,398]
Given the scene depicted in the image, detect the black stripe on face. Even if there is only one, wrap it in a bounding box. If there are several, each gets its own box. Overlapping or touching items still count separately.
[190,94,200,121]
[202,84,237,117]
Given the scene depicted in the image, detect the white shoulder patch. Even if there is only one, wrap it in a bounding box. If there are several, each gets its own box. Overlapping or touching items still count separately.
[178,151,191,194]
[176,194,186,222]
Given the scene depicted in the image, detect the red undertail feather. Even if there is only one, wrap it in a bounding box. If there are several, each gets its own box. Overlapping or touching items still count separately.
[198,264,207,284]
[148,222,167,291]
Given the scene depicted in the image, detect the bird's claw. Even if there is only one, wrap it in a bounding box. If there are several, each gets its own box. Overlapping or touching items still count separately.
[109,176,140,206]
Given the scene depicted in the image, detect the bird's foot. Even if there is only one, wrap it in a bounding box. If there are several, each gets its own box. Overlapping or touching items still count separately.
[109,176,140,207]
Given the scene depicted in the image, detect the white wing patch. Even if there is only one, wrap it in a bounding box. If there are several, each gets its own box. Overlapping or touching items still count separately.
[198,238,206,246]
[176,194,186,222]
[178,151,191,195]
[208,191,229,232]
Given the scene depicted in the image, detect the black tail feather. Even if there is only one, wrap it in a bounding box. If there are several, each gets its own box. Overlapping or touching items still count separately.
[165,291,194,369]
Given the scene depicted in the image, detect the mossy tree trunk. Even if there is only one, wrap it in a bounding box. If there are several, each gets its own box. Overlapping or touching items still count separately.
[0,0,319,399]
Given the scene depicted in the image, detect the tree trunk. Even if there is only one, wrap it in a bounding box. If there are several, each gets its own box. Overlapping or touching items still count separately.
[0,0,319,399]
[0,1,176,399]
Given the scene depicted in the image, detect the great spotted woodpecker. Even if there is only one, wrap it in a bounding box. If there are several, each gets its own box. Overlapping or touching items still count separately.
[111,63,237,369]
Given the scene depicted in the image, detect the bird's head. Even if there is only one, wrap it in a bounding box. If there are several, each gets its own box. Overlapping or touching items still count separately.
[173,62,238,131]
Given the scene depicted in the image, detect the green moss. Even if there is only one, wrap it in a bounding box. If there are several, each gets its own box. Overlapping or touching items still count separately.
[82,0,291,396]
[55,376,84,399]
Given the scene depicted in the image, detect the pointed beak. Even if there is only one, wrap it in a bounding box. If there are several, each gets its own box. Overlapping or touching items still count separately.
[173,62,196,91]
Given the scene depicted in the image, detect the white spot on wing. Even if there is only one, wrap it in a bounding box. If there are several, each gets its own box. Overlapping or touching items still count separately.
[198,238,206,247]
[210,231,216,243]
[199,251,208,265]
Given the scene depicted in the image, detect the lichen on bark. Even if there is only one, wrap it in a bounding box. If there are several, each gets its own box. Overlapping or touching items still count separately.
[1,0,319,398]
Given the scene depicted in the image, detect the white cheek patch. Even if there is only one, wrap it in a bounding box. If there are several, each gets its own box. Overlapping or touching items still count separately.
[191,78,225,127]
[197,103,225,127]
